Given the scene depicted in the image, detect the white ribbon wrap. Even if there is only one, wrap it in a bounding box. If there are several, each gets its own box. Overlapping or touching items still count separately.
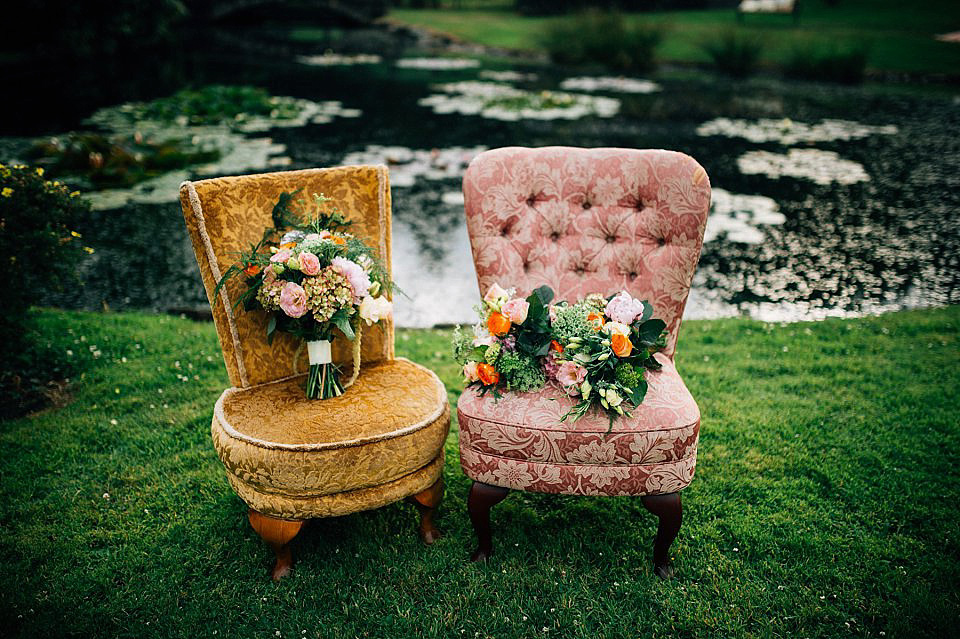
[307,340,332,365]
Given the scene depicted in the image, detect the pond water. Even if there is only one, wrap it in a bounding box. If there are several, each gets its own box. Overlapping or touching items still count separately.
[7,31,959,327]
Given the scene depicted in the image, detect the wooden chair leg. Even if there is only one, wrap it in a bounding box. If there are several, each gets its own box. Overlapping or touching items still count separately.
[467,481,510,562]
[408,476,444,545]
[640,492,683,579]
[248,509,305,581]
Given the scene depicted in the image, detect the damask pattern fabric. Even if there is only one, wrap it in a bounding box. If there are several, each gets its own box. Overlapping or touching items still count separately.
[180,166,394,389]
[458,147,710,496]
[458,354,699,496]
[462,147,710,358]
[212,358,449,516]
[179,167,452,522]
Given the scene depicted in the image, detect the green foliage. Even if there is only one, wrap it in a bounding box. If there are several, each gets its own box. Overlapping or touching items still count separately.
[27,132,220,190]
[0,164,89,417]
[702,29,765,78]
[539,10,664,73]
[1,308,959,636]
[137,85,300,126]
[0,164,88,326]
[497,350,547,392]
[784,39,870,84]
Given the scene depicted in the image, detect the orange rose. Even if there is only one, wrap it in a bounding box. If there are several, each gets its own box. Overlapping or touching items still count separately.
[487,312,511,337]
[550,340,563,353]
[611,333,633,357]
[332,236,347,246]
[279,242,297,250]
[587,312,605,331]
[243,263,262,276]
[477,362,500,386]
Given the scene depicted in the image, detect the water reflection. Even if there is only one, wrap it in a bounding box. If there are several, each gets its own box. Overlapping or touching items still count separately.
[16,38,960,325]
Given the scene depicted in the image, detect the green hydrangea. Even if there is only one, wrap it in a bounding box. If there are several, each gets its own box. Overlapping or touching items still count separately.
[552,303,593,344]
[615,362,641,388]
[484,342,502,365]
[498,350,546,393]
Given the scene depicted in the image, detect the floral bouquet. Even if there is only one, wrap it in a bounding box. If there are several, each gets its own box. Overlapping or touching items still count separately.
[452,283,668,425]
[548,291,667,423]
[215,191,394,399]
[451,283,556,396]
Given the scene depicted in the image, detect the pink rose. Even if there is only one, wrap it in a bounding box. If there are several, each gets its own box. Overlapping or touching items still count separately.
[278,282,308,318]
[270,248,293,264]
[604,291,646,325]
[298,252,321,276]
[501,298,530,324]
[556,360,587,390]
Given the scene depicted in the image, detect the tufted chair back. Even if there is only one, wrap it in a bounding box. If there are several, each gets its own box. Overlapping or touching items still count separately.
[463,147,711,358]
[180,166,394,389]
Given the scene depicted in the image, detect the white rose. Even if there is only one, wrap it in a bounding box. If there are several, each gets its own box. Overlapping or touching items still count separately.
[359,295,393,325]
[603,321,631,337]
[463,361,480,383]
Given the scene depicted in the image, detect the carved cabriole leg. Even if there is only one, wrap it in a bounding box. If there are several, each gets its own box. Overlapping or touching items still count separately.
[248,509,306,581]
[467,481,510,562]
[640,492,683,579]
[408,476,444,545]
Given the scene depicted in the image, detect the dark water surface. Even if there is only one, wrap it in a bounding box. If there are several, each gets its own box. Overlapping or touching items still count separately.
[8,32,959,326]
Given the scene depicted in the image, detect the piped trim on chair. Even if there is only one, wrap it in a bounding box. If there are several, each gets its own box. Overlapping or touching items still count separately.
[184,180,250,388]
[213,357,448,451]
[375,164,395,361]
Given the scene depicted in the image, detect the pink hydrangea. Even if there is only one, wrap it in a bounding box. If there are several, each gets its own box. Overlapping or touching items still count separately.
[298,252,321,276]
[331,256,371,303]
[279,282,308,318]
[556,360,587,392]
[605,291,646,325]
[270,248,293,264]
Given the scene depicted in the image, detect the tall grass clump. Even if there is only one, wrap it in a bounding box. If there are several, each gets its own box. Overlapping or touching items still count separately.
[783,39,870,84]
[540,10,664,73]
[702,29,765,78]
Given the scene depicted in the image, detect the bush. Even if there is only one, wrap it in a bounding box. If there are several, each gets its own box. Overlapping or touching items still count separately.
[783,40,869,84]
[702,29,765,78]
[540,10,664,73]
[0,164,90,417]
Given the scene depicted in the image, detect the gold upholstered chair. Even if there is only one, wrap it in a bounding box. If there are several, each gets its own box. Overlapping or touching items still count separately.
[179,166,450,579]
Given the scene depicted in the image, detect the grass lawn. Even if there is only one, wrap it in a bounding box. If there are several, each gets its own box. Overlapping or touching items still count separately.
[385,0,960,76]
[2,306,959,637]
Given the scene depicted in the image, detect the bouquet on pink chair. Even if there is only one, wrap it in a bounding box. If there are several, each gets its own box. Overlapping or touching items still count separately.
[215,192,394,399]
[548,291,667,422]
[453,283,667,424]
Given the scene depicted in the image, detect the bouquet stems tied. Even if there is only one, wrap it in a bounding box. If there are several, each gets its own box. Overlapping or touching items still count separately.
[306,359,344,399]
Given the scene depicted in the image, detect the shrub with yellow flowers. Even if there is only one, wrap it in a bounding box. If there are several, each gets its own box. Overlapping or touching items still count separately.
[0,163,91,417]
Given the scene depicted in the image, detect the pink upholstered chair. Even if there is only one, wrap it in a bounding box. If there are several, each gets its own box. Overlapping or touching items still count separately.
[458,147,711,578]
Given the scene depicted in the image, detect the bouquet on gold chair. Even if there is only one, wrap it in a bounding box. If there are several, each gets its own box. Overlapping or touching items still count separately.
[216,191,394,399]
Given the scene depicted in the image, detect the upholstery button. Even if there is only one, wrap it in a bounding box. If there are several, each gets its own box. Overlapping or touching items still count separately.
[550,231,561,242]
[500,226,510,237]
[606,235,616,244]
[629,271,638,280]
[582,201,591,210]
[527,196,536,206]
[658,237,666,246]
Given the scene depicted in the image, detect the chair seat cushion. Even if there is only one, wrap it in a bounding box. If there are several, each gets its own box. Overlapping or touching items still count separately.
[212,357,449,518]
[457,354,699,496]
